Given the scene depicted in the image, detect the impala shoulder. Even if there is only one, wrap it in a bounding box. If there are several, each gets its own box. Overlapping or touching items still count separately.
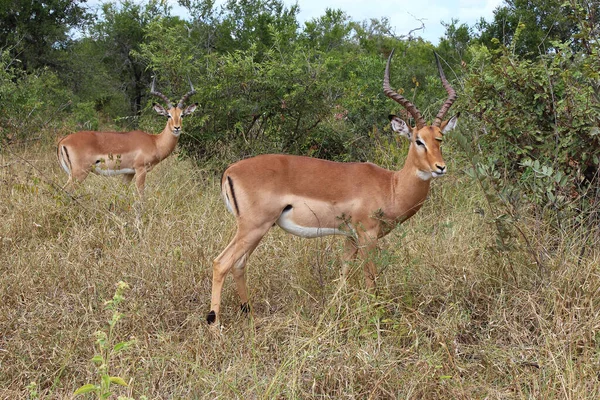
[359,161,393,176]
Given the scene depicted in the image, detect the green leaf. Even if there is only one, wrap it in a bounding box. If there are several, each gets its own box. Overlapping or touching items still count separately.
[109,376,128,386]
[113,342,128,352]
[91,355,103,364]
[73,384,98,395]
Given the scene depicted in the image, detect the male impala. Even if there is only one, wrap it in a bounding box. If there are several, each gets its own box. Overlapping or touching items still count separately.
[57,80,197,197]
[207,50,459,325]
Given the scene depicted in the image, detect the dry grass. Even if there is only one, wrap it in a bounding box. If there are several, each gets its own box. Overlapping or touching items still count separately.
[1,141,600,399]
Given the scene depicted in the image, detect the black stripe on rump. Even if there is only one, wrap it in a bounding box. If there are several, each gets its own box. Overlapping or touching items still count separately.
[227,175,240,216]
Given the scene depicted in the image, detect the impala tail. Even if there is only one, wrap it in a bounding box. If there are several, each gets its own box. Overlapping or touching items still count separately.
[221,174,240,216]
[57,144,72,176]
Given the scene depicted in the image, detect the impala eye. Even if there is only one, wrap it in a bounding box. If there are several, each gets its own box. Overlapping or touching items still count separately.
[415,139,425,147]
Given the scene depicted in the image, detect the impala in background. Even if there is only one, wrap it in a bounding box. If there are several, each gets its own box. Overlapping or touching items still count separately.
[207,50,459,325]
[57,80,197,197]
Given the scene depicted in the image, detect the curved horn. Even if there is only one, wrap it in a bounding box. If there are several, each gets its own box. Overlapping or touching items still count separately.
[383,48,425,130]
[432,52,457,127]
[177,77,196,109]
[150,77,173,109]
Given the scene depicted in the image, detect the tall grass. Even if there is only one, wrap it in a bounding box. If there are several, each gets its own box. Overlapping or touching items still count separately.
[1,139,599,399]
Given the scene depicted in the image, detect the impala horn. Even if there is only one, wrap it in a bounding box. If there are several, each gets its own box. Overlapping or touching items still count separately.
[383,48,426,129]
[177,77,197,109]
[150,76,173,109]
[432,52,457,127]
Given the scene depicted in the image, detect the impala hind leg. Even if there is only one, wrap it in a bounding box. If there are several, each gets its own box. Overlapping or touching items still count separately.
[63,167,90,193]
[207,225,271,325]
[122,173,135,186]
[231,240,261,315]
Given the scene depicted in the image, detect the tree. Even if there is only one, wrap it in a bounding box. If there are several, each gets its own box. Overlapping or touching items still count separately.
[301,9,353,52]
[475,0,599,57]
[0,0,90,71]
[183,0,299,58]
[88,0,175,117]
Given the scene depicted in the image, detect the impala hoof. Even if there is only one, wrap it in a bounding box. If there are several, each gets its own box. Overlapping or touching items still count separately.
[240,303,251,314]
[206,310,216,324]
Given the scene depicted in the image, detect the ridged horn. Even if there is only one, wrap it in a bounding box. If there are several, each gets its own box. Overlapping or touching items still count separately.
[150,77,173,109]
[177,77,196,109]
[383,48,425,130]
[432,52,457,127]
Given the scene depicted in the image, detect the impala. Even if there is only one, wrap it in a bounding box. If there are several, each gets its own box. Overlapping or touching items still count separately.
[207,50,459,325]
[57,80,197,197]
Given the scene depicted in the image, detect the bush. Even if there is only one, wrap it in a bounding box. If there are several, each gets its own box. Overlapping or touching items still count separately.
[1,50,74,147]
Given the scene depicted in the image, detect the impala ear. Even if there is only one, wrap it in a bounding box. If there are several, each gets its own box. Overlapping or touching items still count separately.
[440,112,460,134]
[388,114,411,139]
[153,103,169,117]
[182,102,198,117]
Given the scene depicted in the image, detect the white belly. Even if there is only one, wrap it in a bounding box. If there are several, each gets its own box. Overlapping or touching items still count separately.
[92,166,135,176]
[276,209,351,238]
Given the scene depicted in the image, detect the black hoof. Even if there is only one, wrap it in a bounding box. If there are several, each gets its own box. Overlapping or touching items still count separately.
[206,310,216,324]
[240,302,251,314]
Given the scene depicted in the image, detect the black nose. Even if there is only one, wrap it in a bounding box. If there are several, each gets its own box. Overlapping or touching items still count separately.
[436,164,446,171]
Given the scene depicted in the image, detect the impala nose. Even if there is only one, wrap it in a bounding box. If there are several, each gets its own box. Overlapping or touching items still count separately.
[436,164,446,174]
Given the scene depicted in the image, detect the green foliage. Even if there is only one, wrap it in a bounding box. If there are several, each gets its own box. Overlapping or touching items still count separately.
[0,50,73,147]
[71,101,100,131]
[463,40,599,191]
[212,0,299,57]
[89,0,175,117]
[475,0,595,57]
[455,4,600,267]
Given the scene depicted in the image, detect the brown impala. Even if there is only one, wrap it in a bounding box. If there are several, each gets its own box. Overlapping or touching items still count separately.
[207,50,459,325]
[57,79,197,197]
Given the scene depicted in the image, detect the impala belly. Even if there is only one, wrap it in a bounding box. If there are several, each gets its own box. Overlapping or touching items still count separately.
[93,166,136,176]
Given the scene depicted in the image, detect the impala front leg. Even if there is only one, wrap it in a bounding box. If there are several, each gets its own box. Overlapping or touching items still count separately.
[357,235,379,290]
[134,168,147,198]
[340,237,359,283]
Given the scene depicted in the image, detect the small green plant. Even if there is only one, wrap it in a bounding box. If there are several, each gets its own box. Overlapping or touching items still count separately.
[26,381,39,399]
[74,281,136,399]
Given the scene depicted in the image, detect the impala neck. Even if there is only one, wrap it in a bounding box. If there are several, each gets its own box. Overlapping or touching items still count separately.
[155,124,180,161]
[401,144,433,182]
[393,144,432,215]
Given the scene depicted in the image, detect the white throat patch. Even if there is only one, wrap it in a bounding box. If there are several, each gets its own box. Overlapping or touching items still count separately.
[417,170,432,181]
